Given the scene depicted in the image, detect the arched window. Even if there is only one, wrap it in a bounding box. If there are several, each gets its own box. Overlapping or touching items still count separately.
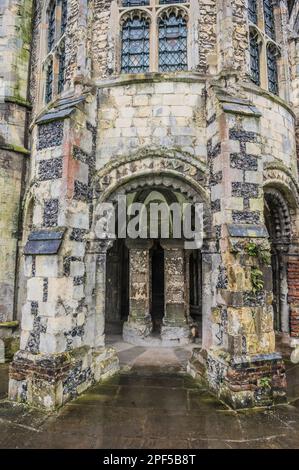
[267,43,279,95]
[119,2,190,74]
[249,30,260,85]
[121,14,150,74]
[158,11,187,72]
[248,0,258,25]
[247,0,280,95]
[263,0,276,40]
[44,0,68,104]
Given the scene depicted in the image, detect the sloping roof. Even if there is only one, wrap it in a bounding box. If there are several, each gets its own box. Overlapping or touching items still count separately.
[35,95,86,125]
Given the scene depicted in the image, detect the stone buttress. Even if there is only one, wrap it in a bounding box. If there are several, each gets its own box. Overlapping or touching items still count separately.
[9,95,119,409]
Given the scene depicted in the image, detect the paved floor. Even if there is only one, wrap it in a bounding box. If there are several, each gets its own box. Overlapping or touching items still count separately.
[0,336,299,449]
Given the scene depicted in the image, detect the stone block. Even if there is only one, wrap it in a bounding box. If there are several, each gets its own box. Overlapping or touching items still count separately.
[35,255,59,278]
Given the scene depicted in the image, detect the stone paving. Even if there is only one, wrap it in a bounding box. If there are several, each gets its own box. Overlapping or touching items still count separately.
[0,336,299,449]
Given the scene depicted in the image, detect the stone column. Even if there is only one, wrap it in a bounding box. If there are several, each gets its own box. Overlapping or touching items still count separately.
[160,240,190,346]
[189,86,287,408]
[122,240,153,344]
[94,240,113,348]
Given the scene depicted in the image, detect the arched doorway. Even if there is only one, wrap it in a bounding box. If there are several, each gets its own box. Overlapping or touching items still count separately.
[264,188,291,336]
[150,241,165,334]
[105,239,129,334]
[100,190,207,345]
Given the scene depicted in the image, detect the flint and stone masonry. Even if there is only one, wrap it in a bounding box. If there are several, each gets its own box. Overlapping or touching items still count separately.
[0,0,299,408]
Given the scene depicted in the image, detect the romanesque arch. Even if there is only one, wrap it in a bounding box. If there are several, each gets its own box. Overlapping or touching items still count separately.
[90,150,211,346]
[263,163,299,339]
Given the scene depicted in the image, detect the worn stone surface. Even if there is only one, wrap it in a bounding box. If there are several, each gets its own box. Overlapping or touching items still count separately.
[1,0,299,412]
[1,342,299,448]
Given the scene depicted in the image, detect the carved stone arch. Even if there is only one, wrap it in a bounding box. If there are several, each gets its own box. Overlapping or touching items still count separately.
[263,163,299,239]
[249,24,263,46]
[93,149,211,238]
[119,8,152,25]
[264,187,292,242]
[157,4,189,22]
[95,147,208,190]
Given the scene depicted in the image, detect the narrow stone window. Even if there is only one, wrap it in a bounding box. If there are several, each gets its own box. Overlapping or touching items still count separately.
[158,10,188,72]
[249,30,260,85]
[61,0,68,35]
[248,0,258,25]
[267,43,279,94]
[48,1,56,52]
[263,0,276,40]
[45,59,53,104]
[58,41,66,94]
[121,14,150,73]
[43,0,68,104]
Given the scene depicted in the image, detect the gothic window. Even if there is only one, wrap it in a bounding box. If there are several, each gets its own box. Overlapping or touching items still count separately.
[119,1,189,73]
[267,44,279,94]
[45,59,53,104]
[121,14,150,73]
[247,0,280,95]
[263,0,276,40]
[58,41,66,94]
[48,1,56,52]
[61,0,68,34]
[249,30,260,85]
[248,0,258,25]
[158,11,188,72]
[43,0,68,104]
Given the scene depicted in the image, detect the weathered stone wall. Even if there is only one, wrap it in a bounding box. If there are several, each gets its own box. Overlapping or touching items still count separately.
[0,149,24,322]
[97,78,206,166]
[0,0,32,324]
[244,87,297,172]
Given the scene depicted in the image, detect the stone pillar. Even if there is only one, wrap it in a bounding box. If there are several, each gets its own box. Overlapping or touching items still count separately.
[188,87,287,409]
[160,241,190,346]
[94,240,113,348]
[287,250,299,350]
[122,240,153,344]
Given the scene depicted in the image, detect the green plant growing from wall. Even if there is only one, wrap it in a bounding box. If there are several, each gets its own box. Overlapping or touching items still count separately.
[251,267,264,293]
[259,377,271,389]
[245,241,271,266]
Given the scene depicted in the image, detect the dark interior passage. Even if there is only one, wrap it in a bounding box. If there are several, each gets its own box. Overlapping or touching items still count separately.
[151,242,165,334]
[105,240,129,334]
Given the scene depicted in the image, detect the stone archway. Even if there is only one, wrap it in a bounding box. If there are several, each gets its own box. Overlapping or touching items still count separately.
[263,163,299,342]
[91,151,211,347]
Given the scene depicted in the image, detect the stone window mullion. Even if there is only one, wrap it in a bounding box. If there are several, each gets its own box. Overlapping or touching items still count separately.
[151,10,158,71]
[259,36,268,90]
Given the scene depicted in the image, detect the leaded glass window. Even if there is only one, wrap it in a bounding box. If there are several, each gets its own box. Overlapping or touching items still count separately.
[58,41,66,94]
[249,30,260,85]
[158,12,187,72]
[45,59,53,103]
[263,0,275,40]
[61,0,67,35]
[48,1,56,52]
[267,44,278,94]
[121,15,150,73]
[122,1,149,6]
[248,0,258,25]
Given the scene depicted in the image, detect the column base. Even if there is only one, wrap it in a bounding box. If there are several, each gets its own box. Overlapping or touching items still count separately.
[122,317,152,345]
[160,324,190,346]
[0,321,20,363]
[187,348,287,409]
[8,345,119,410]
